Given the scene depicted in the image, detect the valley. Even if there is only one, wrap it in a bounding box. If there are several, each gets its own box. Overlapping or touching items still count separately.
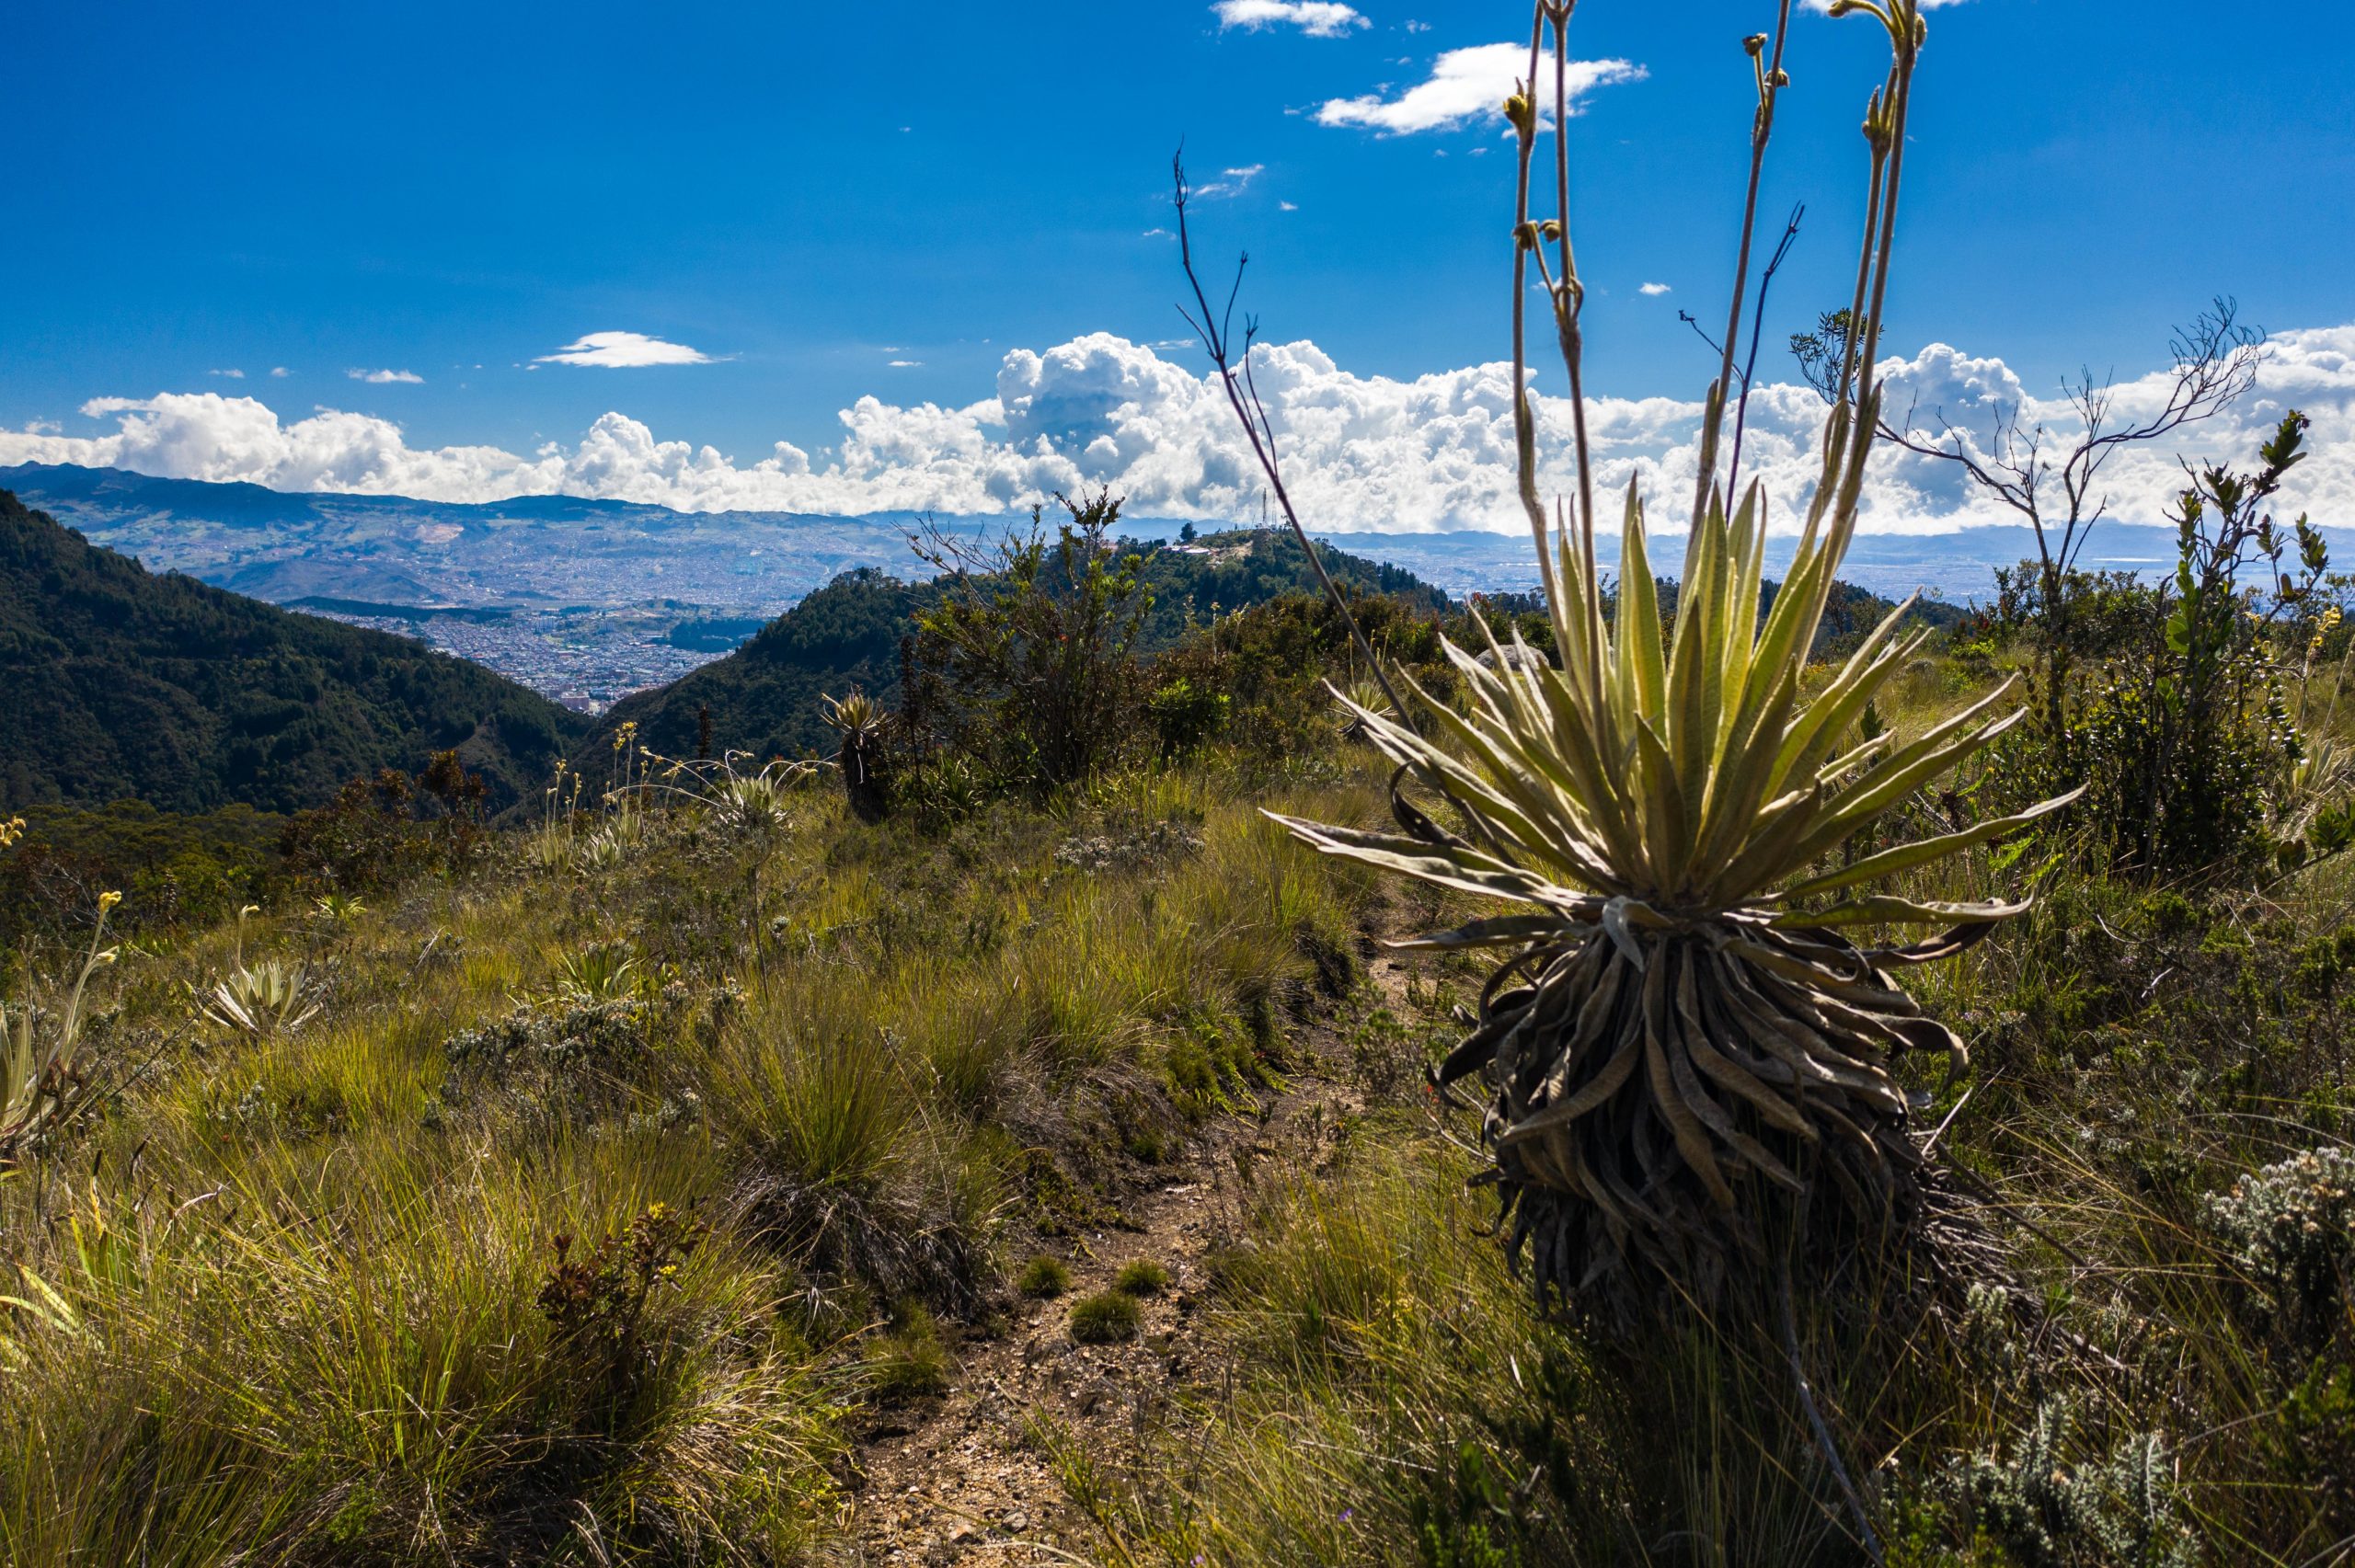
[9,460,2267,710]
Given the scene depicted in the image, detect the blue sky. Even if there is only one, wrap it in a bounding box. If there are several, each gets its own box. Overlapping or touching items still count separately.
[6,0,2353,531]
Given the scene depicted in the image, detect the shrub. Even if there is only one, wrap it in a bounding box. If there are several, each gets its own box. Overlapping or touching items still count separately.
[1983,414,2335,880]
[2278,1357,2355,1539]
[440,993,664,1131]
[1069,1290,1142,1345]
[1017,1254,1072,1299]
[537,1201,710,1396]
[279,761,488,894]
[2044,654,2298,880]
[1954,1398,2200,1568]
[901,487,1152,790]
[1113,1259,1171,1298]
[2206,1145,2355,1356]
[1148,589,1453,765]
[1147,677,1230,758]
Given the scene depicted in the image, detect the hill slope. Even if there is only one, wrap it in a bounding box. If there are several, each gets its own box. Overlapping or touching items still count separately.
[596,531,1446,761]
[595,528,1963,764]
[0,487,589,813]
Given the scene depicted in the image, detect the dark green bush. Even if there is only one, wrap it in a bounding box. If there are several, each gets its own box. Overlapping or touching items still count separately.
[901,488,1151,790]
[1146,678,1229,758]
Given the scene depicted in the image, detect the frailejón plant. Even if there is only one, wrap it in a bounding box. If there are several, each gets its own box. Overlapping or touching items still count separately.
[197,905,319,1039]
[1264,0,2078,1304]
[820,691,891,824]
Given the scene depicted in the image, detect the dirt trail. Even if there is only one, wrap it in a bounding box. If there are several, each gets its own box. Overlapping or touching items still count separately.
[839,959,1414,1565]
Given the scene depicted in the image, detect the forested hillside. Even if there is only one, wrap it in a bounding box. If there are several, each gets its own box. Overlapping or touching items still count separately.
[596,530,1443,762]
[0,487,588,813]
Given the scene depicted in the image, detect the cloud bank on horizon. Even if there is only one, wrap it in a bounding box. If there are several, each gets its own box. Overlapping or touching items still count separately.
[5,327,2350,536]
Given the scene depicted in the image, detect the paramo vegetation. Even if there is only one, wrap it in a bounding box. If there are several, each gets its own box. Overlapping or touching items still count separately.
[6,4,2355,1567]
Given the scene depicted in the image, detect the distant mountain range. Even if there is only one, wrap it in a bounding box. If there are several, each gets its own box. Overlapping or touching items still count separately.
[0,462,927,612]
[10,461,2341,710]
[0,486,587,814]
[1,473,1976,819]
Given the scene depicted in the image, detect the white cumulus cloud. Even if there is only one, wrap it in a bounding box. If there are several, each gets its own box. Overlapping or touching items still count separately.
[1212,1,1368,38]
[348,368,423,384]
[1638,282,1671,296]
[1317,44,1646,135]
[4,327,2349,540]
[535,331,716,369]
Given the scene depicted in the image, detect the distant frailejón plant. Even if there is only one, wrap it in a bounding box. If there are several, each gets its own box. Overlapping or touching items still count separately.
[821,691,891,824]
[1236,0,2076,1305]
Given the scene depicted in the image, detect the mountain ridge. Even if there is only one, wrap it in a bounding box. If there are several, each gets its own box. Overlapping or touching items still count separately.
[0,486,589,814]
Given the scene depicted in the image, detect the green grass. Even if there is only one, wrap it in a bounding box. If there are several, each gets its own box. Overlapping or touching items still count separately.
[867,1306,956,1401]
[1113,1258,1171,1297]
[9,613,2355,1566]
[0,740,1386,1565]
[1017,1253,1073,1299]
[1068,1290,1143,1345]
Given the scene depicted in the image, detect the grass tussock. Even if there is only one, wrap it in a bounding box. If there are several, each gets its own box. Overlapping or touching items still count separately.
[1069,1290,1143,1345]
[1017,1253,1073,1299]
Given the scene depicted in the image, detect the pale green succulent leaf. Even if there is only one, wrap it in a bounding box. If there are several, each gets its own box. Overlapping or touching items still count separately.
[1769,896,2033,929]
[1262,811,1587,910]
[1780,787,2085,901]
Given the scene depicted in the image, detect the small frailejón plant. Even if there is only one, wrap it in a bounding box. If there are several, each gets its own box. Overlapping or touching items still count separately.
[1248,0,2078,1306]
[649,749,814,840]
[548,937,642,1002]
[197,905,320,1039]
[820,691,891,824]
